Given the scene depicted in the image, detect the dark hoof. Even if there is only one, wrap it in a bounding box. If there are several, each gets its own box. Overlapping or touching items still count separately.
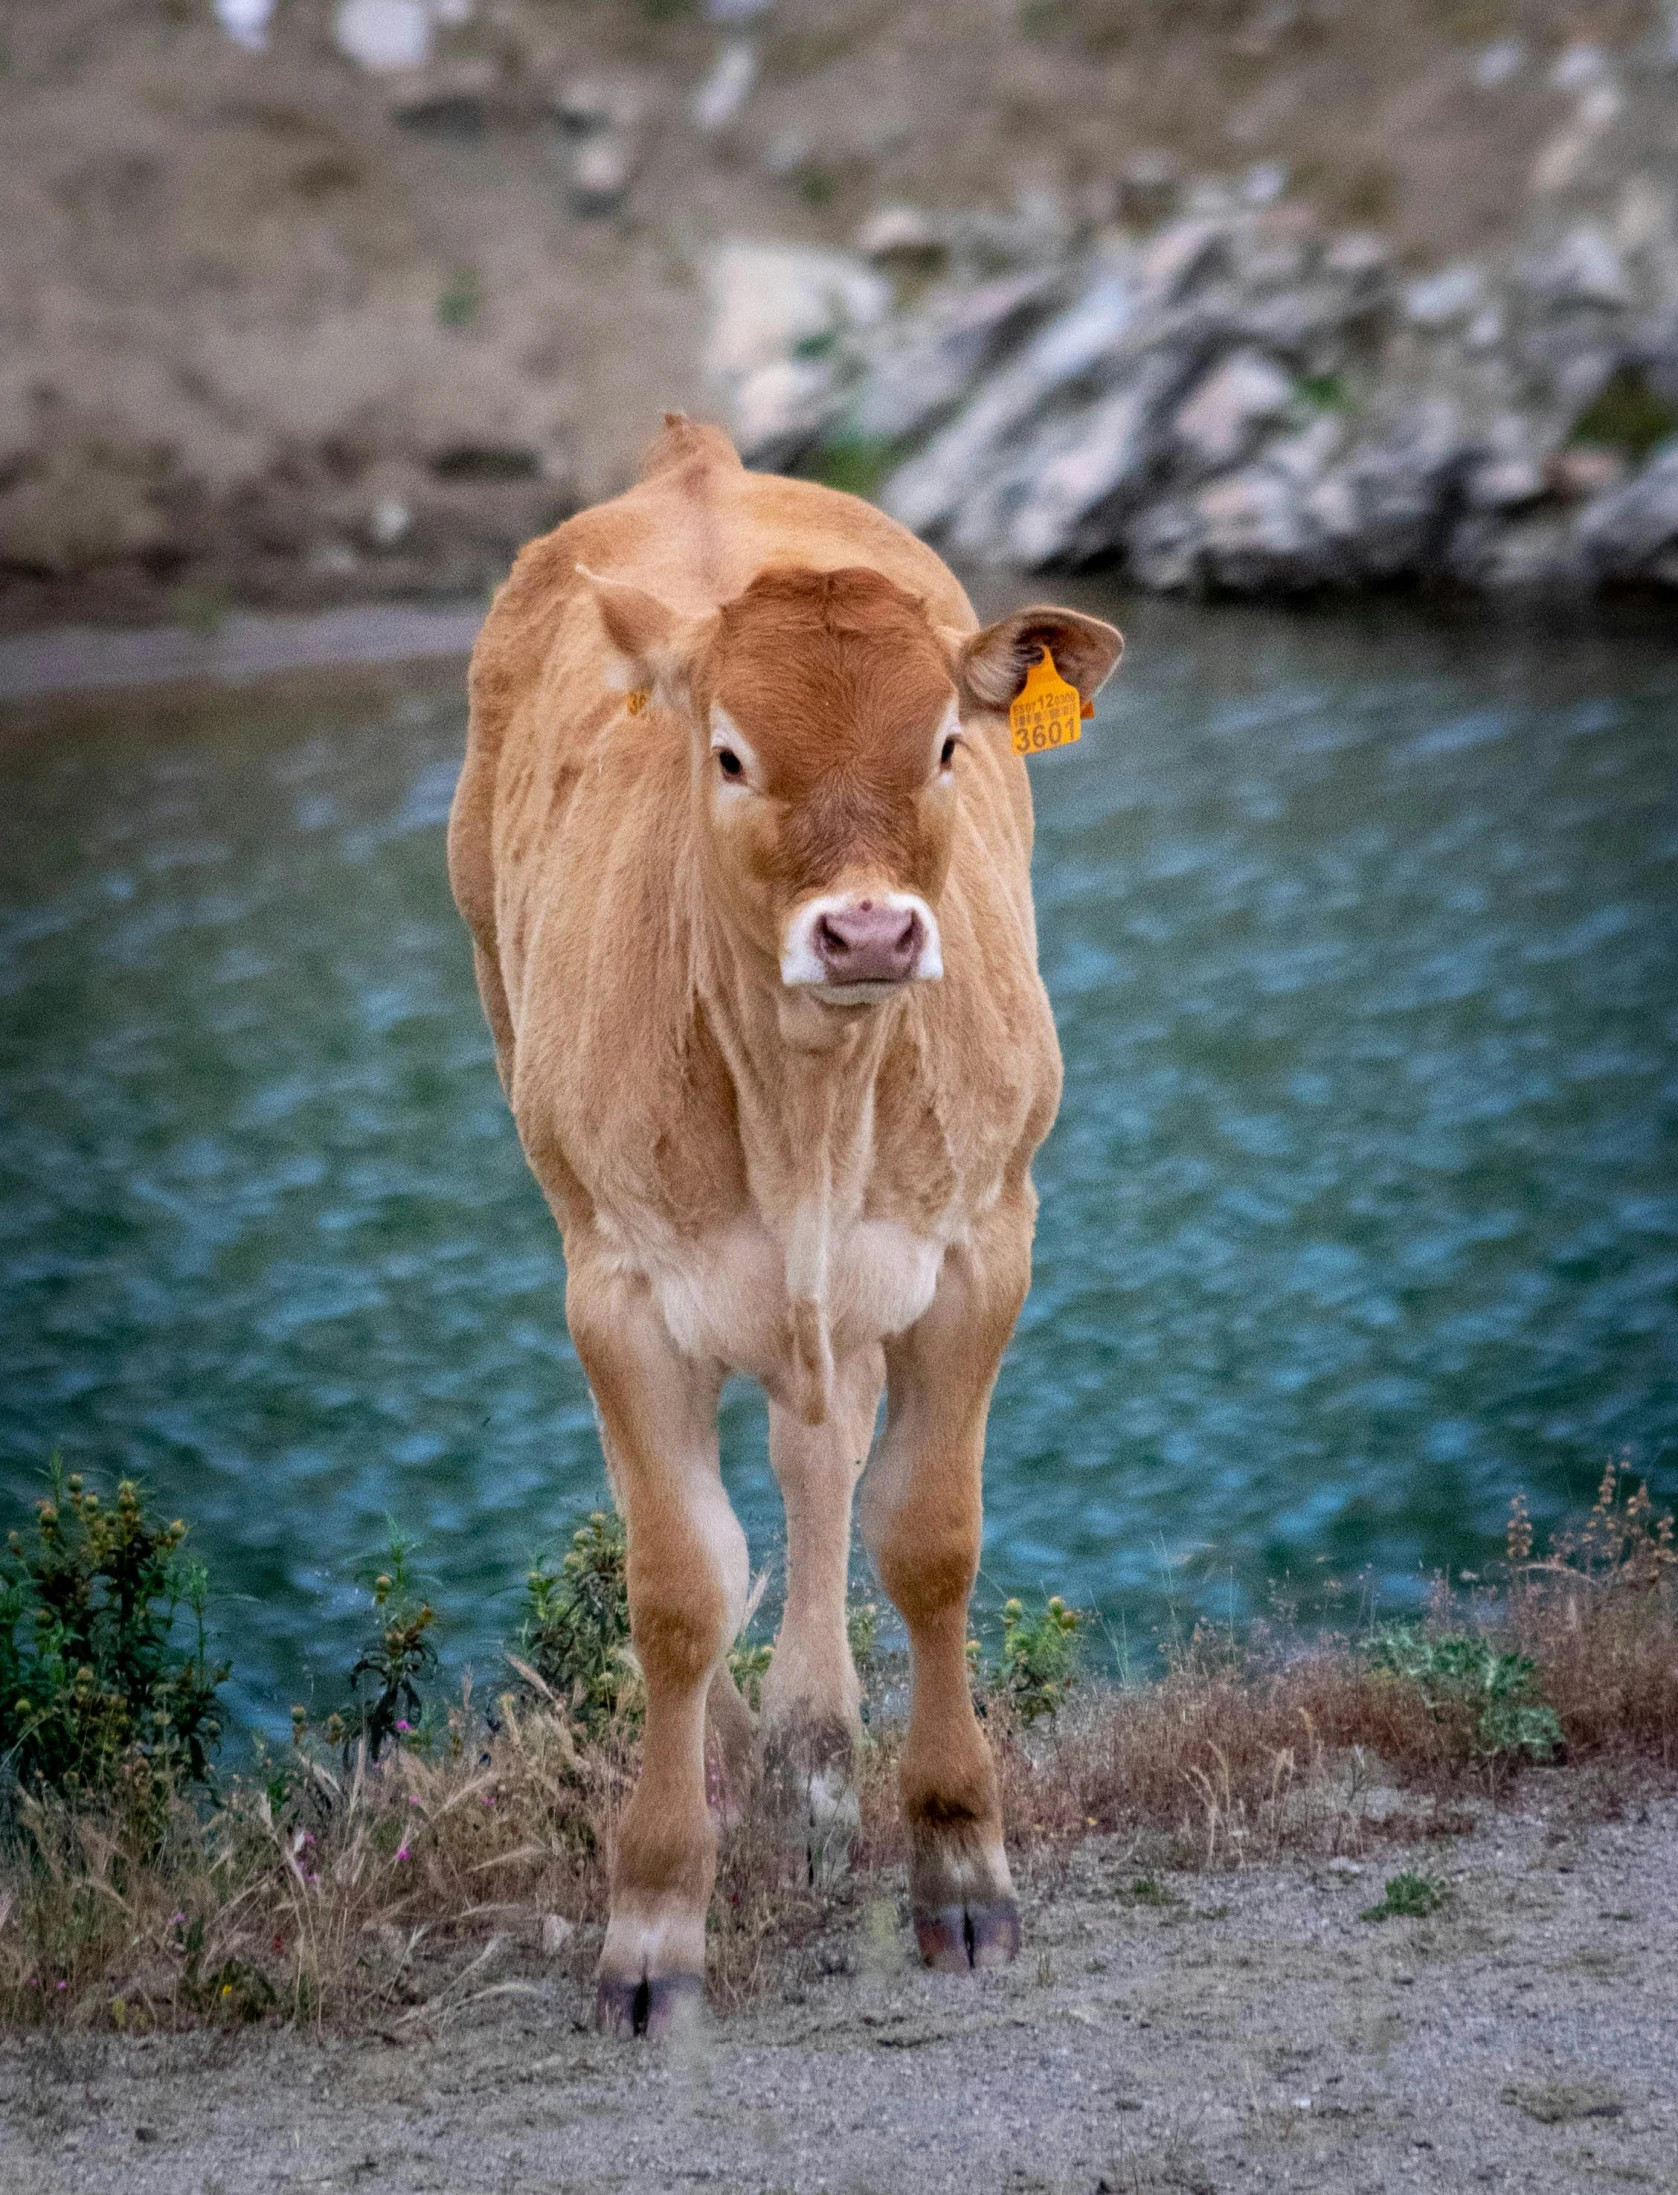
[593,1970,702,2039]
[914,1896,1021,1973]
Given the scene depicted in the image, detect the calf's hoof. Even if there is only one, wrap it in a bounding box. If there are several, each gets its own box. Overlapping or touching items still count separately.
[914,1894,1022,1973]
[593,1970,702,2040]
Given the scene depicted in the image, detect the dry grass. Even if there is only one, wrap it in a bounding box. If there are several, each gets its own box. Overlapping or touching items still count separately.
[1,1471,1672,2036]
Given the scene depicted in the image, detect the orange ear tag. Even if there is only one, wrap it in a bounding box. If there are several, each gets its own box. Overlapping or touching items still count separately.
[624,688,651,716]
[1008,647,1089,756]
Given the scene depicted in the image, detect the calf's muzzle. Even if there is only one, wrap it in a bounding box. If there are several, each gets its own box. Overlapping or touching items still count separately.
[815,899,924,986]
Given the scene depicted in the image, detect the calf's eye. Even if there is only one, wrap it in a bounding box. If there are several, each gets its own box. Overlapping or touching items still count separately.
[717,749,744,779]
[940,736,958,769]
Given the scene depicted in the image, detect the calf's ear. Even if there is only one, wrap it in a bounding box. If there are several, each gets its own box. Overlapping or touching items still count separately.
[953,605,1124,714]
[576,565,717,709]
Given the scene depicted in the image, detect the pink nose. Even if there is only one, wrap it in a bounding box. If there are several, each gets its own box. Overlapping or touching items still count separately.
[815,899,923,985]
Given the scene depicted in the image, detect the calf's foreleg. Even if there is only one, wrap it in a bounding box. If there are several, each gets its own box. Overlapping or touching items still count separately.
[860,1207,1031,1971]
[761,1345,883,1870]
[566,1259,745,2036]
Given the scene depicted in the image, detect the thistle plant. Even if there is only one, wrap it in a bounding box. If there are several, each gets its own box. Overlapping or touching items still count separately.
[0,1462,227,1809]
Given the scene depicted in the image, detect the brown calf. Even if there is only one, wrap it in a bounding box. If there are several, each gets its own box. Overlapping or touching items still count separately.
[449,417,1122,2035]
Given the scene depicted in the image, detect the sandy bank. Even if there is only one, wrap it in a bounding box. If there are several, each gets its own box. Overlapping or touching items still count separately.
[3,1787,1673,2195]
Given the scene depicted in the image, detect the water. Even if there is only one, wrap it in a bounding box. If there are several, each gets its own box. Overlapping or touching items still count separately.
[2,599,1675,1733]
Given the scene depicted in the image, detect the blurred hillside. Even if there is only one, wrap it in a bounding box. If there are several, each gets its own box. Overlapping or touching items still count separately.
[1,0,1674,626]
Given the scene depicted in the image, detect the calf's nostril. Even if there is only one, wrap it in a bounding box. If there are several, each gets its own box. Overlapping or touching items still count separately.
[810,899,928,983]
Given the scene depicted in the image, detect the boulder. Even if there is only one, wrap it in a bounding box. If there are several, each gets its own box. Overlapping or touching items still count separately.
[1191,465,1330,592]
[1170,348,1296,475]
[883,269,1134,535]
[215,0,275,51]
[1136,218,1233,311]
[1000,351,1192,566]
[1522,225,1634,313]
[704,243,890,463]
[846,269,1060,446]
[1308,401,1469,579]
[335,0,432,73]
[1404,263,1485,331]
[1576,439,1678,580]
[1447,511,1587,590]
[1463,413,1549,511]
[854,205,947,272]
[569,130,636,217]
[1127,419,1343,594]
[690,40,757,134]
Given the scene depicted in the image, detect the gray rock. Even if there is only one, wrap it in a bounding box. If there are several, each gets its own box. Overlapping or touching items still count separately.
[1263,413,1346,487]
[1192,465,1330,591]
[690,40,758,133]
[1463,413,1550,512]
[1171,348,1296,476]
[1322,231,1392,295]
[1117,151,1180,228]
[853,205,946,269]
[1125,495,1206,592]
[335,0,431,72]
[883,270,1135,535]
[704,242,890,462]
[1136,218,1233,310]
[1523,225,1635,312]
[1576,438,1678,579]
[1308,401,1468,579]
[1001,351,1192,566]
[847,269,1060,445]
[1230,282,1370,365]
[569,130,636,217]
[1447,511,1587,589]
[1404,263,1485,330]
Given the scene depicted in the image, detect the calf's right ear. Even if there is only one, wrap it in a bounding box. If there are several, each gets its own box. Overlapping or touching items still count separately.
[576,565,717,710]
[954,605,1124,715]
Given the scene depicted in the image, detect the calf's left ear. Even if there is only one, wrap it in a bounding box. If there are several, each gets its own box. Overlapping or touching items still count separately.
[953,606,1124,714]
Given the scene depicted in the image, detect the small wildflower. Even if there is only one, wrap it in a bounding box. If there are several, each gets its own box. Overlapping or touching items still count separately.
[395,1843,411,1863]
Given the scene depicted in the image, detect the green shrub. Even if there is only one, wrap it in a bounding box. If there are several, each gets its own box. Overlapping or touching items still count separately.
[810,438,897,501]
[517,1511,636,1736]
[1360,1870,1450,1923]
[0,1464,227,1806]
[846,1598,880,1671]
[1364,1624,1562,1763]
[1569,367,1678,462]
[326,1528,438,1765]
[992,1594,1083,1723]
[727,1636,774,1712]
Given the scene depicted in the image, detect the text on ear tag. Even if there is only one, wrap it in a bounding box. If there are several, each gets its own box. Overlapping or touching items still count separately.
[624,688,651,716]
[1009,647,1084,756]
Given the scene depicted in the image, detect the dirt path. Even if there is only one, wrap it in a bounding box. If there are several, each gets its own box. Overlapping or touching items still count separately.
[3,1787,1674,2195]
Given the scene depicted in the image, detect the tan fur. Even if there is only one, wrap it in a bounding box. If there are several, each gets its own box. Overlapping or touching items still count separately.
[449,415,1123,2030]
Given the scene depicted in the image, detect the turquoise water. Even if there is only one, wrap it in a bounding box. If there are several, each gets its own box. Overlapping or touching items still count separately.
[2,598,1675,1734]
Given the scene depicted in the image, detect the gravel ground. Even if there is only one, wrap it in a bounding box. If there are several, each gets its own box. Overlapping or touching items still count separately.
[3,1784,1674,2195]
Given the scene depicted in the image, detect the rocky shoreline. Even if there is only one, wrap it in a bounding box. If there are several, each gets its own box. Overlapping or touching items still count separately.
[6,5,1678,627]
[709,46,1678,600]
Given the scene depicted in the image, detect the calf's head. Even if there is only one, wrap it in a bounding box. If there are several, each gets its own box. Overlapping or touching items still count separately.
[583,563,1122,1006]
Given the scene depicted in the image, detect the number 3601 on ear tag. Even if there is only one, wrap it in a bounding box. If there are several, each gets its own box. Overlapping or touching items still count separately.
[1009,647,1092,756]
